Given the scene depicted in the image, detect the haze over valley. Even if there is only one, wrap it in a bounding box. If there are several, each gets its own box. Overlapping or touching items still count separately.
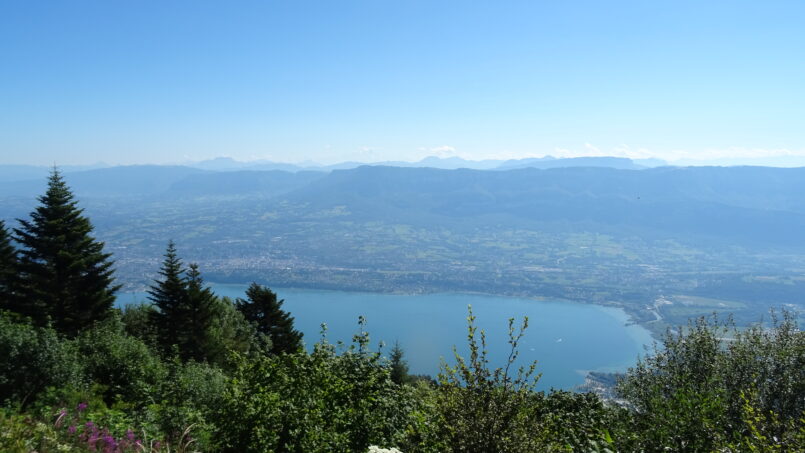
[2,159,803,336]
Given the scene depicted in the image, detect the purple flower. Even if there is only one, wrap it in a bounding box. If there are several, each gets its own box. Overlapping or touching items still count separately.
[68,425,77,434]
[126,429,135,441]
[87,433,99,451]
[77,402,88,412]
[102,435,117,452]
[86,421,95,429]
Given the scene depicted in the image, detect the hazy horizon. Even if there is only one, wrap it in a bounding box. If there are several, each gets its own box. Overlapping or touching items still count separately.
[10,153,805,170]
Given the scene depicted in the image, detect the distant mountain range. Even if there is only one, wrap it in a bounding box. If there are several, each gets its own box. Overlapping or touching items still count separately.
[0,154,670,183]
[3,163,805,247]
[277,165,805,246]
[8,153,805,186]
[184,155,667,172]
[0,156,667,196]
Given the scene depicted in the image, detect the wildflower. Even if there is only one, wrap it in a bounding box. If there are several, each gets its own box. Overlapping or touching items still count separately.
[102,434,117,452]
[68,425,77,434]
[87,432,99,451]
[126,429,135,441]
[77,402,88,412]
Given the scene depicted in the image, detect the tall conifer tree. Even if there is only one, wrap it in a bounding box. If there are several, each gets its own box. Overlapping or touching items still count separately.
[183,263,218,361]
[236,283,302,354]
[389,340,410,385]
[14,170,119,334]
[0,220,17,311]
[148,240,189,353]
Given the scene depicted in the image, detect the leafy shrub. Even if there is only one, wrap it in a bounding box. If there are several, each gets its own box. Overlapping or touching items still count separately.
[617,311,805,451]
[0,408,70,453]
[0,313,84,407]
[433,306,543,452]
[121,303,161,350]
[146,360,228,450]
[530,390,621,452]
[214,320,410,453]
[73,314,167,406]
[204,296,265,367]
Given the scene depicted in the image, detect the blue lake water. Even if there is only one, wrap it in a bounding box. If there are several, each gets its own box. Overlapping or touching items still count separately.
[118,285,653,390]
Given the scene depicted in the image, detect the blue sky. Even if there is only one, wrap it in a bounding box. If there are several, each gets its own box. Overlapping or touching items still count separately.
[1,1,804,165]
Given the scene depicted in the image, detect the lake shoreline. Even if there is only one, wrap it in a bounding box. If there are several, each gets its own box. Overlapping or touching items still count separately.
[119,282,655,391]
[119,280,652,334]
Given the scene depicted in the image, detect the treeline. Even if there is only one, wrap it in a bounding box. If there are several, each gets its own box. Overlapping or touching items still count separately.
[0,171,803,452]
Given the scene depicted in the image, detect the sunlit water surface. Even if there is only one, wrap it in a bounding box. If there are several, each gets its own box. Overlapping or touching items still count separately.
[119,285,653,390]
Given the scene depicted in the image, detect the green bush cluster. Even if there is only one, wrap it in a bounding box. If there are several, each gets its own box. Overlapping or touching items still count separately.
[0,315,83,408]
[2,306,804,452]
[216,324,405,452]
[617,312,805,451]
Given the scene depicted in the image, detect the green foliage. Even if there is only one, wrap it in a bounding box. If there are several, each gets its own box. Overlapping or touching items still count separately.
[182,264,219,362]
[617,312,805,451]
[214,321,407,453]
[235,283,302,355]
[147,360,228,450]
[530,391,621,452]
[73,315,167,406]
[204,296,264,366]
[149,242,233,364]
[0,409,69,453]
[722,312,805,426]
[403,306,621,453]
[120,303,160,350]
[0,220,16,311]
[0,313,84,408]
[389,340,411,385]
[12,169,119,336]
[148,240,190,354]
[431,306,545,452]
[0,403,198,453]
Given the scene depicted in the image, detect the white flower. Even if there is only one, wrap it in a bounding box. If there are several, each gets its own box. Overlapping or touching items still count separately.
[367,446,403,453]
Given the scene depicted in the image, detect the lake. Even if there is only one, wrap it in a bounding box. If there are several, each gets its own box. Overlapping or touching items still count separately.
[118,285,654,390]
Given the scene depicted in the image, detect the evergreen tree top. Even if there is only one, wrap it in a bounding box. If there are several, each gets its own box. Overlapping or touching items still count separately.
[11,168,119,335]
[236,283,302,354]
[148,240,187,308]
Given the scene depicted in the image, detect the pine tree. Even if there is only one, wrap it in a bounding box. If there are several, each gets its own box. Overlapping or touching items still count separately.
[0,220,18,311]
[236,283,302,354]
[183,263,218,361]
[13,169,119,334]
[148,240,189,353]
[389,340,410,385]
